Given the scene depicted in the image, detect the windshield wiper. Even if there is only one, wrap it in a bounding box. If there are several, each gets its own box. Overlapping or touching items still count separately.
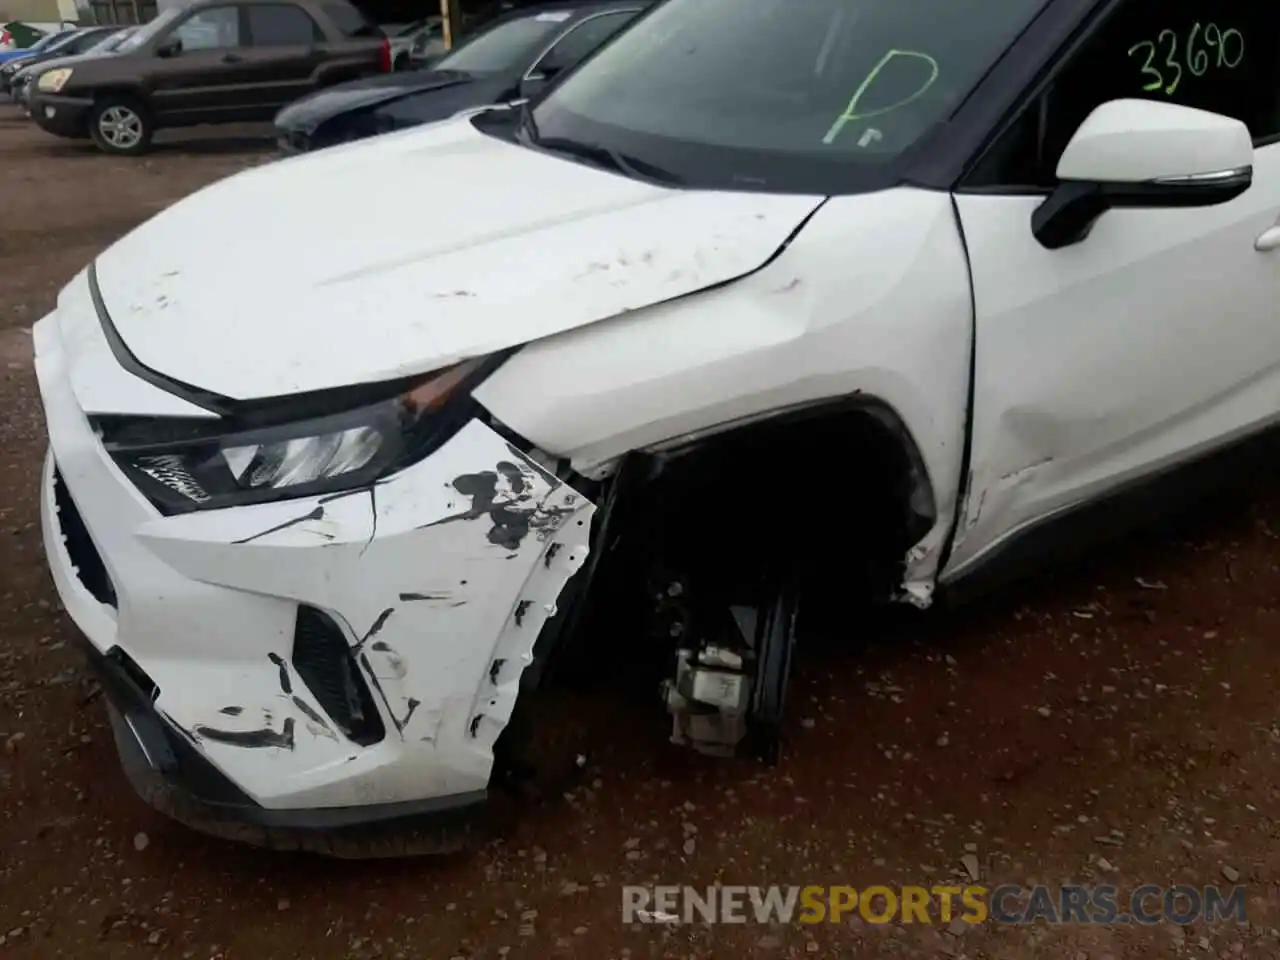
[536,135,684,186]
[517,108,681,186]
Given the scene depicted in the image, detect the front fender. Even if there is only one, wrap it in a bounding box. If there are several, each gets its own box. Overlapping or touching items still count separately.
[473,187,974,595]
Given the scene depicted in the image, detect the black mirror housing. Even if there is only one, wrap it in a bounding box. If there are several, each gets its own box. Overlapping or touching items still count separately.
[1032,170,1252,250]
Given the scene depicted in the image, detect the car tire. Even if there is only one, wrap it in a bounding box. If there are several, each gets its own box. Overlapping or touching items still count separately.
[393,53,409,71]
[88,96,153,156]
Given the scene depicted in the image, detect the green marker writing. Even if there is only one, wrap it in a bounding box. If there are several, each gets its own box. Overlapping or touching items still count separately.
[823,49,940,145]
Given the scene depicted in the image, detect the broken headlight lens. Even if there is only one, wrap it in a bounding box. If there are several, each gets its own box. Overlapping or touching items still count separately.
[105,359,486,514]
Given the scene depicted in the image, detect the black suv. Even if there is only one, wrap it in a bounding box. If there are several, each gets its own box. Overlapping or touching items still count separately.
[26,0,392,155]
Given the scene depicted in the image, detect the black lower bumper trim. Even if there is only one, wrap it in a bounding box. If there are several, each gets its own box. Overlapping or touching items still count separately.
[78,634,485,856]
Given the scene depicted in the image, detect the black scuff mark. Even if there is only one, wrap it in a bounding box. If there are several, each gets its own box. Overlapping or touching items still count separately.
[360,651,402,735]
[291,695,334,734]
[369,640,408,681]
[359,485,378,558]
[233,505,324,544]
[352,607,395,654]
[514,600,532,626]
[489,658,505,684]
[218,706,243,716]
[469,715,483,737]
[424,468,579,550]
[267,652,292,694]
[193,718,295,750]
[399,591,450,601]
[293,699,327,727]
[233,488,366,546]
[450,600,467,607]
[505,443,560,489]
[544,542,562,568]
[496,461,526,495]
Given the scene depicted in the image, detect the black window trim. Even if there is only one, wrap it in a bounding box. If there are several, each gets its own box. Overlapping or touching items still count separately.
[952,0,1280,195]
[523,7,641,82]
[895,0,1108,193]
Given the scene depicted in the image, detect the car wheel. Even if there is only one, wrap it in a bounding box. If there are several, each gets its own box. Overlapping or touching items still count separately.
[393,53,409,71]
[89,97,153,156]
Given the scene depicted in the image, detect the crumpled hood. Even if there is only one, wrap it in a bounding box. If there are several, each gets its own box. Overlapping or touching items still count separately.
[93,113,825,401]
[274,69,474,134]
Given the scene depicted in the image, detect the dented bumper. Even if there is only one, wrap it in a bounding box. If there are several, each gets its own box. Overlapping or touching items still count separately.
[34,311,595,838]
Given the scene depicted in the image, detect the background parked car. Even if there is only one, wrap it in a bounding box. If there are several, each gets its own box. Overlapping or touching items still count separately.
[0,20,76,63]
[26,0,392,156]
[0,25,111,90]
[386,16,443,70]
[0,24,57,64]
[10,26,134,105]
[275,0,646,154]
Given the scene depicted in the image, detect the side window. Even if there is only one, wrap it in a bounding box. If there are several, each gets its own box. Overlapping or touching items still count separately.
[321,3,381,38]
[530,11,635,78]
[173,7,242,51]
[971,0,1280,188]
[247,4,323,45]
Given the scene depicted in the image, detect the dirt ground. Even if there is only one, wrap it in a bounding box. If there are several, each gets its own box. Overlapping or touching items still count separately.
[2,109,1280,960]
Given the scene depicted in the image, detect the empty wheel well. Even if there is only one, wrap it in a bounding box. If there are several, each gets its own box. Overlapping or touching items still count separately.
[534,398,937,683]
[637,398,934,590]
[492,398,937,780]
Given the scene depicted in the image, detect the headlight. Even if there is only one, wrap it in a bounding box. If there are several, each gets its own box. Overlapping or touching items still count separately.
[101,358,489,514]
[38,68,71,92]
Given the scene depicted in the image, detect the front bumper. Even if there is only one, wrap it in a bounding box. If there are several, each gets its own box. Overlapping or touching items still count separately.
[35,270,596,847]
[28,92,92,137]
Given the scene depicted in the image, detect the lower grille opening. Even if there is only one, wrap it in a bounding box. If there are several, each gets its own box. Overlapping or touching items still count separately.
[52,467,117,608]
[291,605,386,746]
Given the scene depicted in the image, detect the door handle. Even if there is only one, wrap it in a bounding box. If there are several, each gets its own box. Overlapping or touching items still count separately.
[221,51,243,63]
[1256,224,1280,252]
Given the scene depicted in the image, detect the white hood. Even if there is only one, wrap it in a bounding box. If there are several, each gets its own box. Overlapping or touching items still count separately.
[92,114,825,400]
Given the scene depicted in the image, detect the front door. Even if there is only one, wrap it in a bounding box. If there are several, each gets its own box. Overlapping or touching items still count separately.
[943,0,1280,579]
[148,5,257,124]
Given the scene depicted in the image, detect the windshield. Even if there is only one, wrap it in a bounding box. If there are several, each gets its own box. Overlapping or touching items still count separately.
[529,0,1051,193]
[41,29,88,55]
[24,32,61,53]
[91,28,134,52]
[115,7,182,53]
[436,11,571,73]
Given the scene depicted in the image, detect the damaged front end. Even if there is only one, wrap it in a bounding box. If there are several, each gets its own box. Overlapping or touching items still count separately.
[529,400,935,767]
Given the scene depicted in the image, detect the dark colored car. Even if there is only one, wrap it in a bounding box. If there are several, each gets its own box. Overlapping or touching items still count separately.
[0,26,116,94]
[10,27,136,106]
[275,0,646,153]
[26,0,393,156]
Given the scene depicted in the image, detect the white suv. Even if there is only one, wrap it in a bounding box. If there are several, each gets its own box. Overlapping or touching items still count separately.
[33,0,1280,855]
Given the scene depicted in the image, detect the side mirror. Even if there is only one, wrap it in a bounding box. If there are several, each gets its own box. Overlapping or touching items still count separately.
[156,36,182,57]
[1032,99,1253,249]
